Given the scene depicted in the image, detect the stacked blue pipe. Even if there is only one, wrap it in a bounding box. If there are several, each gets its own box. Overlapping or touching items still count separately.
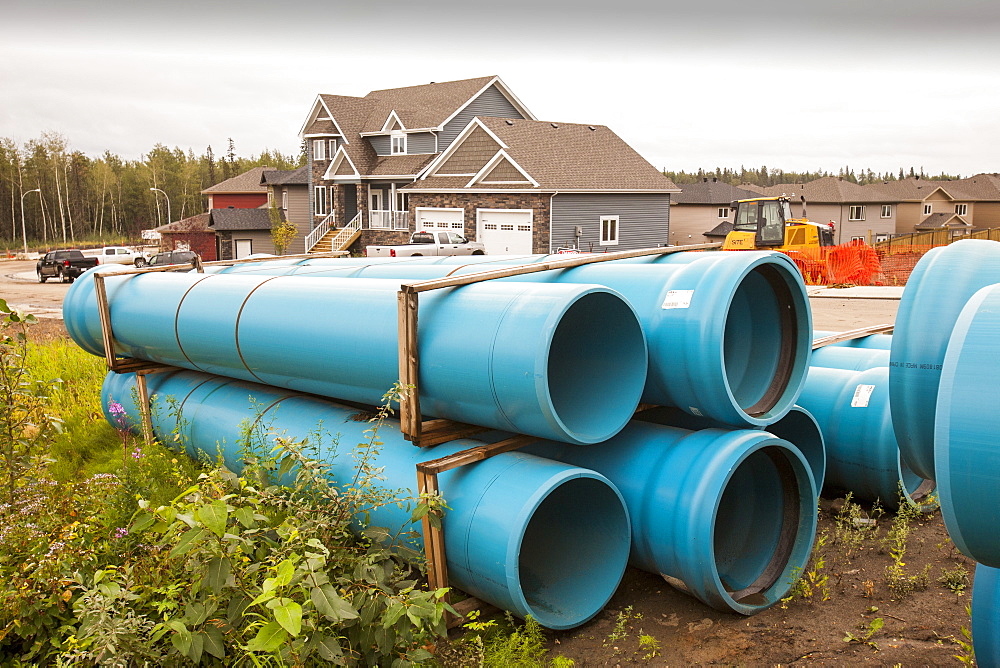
[101,368,817,618]
[798,362,935,511]
[935,283,1000,567]
[101,369,632,631]
[813,330,892,351]
[199,250,812,428]
[973,564,1000,667]
[890,239,1000,480]
[64,272,647,445]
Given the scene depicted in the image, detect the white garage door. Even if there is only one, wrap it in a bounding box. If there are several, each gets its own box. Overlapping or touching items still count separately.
[415,207,465,233]
[477,209,533,255]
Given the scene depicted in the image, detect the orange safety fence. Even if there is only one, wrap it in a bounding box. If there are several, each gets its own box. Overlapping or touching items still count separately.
[765,241,949,287]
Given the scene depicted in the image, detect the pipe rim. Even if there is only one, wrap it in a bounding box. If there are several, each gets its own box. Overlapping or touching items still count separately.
[507,468,631,629]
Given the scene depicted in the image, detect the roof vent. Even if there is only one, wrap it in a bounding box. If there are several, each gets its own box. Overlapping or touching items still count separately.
[505,119,514,125]
[550,123,559,128]
[588,126,596,131]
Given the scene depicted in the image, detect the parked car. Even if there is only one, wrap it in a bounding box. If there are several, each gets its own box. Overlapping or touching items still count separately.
[147,250,201,268]
[36,250,100,283]
[365,231,487,257]
[97,246,151,267]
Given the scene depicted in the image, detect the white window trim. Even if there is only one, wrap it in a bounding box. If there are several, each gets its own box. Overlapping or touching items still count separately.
[391,132,406,155]
[312,139,326,161]
[848,205,866,221]
[600,215,619,246]
[717,207,729,219]
[881,204,892,218]
[955,203,968,216]
[923,203,933,215]
[314,186,327,216]
[281,189,288,210]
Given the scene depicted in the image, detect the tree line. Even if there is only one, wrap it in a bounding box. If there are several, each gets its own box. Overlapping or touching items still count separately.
[662,165,965,187]
[0,132,302,251]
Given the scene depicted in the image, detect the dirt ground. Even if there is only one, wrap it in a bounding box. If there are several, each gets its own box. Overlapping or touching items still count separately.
[9,262,970,666]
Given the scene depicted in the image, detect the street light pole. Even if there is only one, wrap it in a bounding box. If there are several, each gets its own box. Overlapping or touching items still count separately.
[149,187,171,226]
[19,188,41,256]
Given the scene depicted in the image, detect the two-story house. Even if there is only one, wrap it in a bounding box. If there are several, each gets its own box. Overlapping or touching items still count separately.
[301,75,678,254]
[669,178,762,243]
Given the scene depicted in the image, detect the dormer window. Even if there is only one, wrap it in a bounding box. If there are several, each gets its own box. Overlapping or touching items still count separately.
[391,132,406,155]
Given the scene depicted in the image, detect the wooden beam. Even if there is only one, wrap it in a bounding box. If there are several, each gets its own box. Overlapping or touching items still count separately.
[416,435,536,476]
[93,273,117,369]
[135,370,154,446]
[812,324,895,349]
[400,243,721,295]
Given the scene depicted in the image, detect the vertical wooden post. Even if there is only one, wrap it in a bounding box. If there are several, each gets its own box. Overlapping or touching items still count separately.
[397,288,421,442]
[94,273,117,369]
[416,468,450,596]
[135,370,154,446]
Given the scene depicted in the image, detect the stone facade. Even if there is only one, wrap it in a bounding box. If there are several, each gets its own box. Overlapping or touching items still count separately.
[407,192,551,253]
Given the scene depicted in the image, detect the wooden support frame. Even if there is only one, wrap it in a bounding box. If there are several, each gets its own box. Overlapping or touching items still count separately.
[812,323,894,349]
[396,242,721,445]
[415,435,535,624]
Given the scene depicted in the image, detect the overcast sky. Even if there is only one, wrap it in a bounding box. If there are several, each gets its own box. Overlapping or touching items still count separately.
[4,0,999,176]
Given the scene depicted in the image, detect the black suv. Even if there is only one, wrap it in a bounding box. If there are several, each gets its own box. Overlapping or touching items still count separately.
[147,250,200,267]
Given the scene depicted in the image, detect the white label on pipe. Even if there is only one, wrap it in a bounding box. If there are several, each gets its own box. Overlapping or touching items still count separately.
[851,384,876,407]
[662,290,694,309]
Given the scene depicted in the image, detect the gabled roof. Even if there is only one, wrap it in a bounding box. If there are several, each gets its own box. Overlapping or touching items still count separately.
[209,208,276,231]
[867,177,959,202]
[914,212,971,230]
[261,165,309,186]
[934,174,1000,201]
[155,213,211,233]
[672,180,761,205]
[202,166,273,194]
[756,177,892,203]
[406,117,678,192]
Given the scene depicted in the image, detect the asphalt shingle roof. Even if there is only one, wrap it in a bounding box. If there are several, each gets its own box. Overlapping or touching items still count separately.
[672,180,761,205]
[406,117,677,192]
[202,166,274,194]
[209,208,276,231]
[261,165,309,186]
[154,213,211,233]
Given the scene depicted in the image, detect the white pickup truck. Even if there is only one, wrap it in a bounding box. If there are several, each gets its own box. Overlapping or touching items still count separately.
[365,231,487,257]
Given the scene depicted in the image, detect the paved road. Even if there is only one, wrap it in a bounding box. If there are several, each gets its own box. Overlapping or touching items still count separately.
[0,259,72,318]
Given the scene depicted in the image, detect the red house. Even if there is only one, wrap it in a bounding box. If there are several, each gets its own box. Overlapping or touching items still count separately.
[202,166,273,209]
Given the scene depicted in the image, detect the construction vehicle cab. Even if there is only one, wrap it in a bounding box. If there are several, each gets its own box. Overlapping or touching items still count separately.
[723,196,835,251]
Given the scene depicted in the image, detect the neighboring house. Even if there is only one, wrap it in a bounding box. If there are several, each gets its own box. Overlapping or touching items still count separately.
[261,166,310,255]
[300,75,678,254]
[202,166,274,209]
[868,175,1000,234]
[154,213,217,261]
[753,177,897,244]
[210,208,277,259]
[669,178,761,244]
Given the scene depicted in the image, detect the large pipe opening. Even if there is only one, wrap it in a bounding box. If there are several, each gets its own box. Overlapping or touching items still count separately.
[546,291,647,442]
[713,446,801,606]
[518,475,630,629]
[723,264,799,418]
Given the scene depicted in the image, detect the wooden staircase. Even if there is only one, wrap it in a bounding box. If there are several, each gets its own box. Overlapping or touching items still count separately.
[309,212,363,254]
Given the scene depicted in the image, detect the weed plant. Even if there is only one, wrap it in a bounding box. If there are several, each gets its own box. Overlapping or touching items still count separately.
[831,493,882,560]
[782,529,831,606]
[938,564,970,594]
[881,493,931,599]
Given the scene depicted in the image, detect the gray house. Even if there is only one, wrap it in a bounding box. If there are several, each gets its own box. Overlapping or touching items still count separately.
[300,75,678,254]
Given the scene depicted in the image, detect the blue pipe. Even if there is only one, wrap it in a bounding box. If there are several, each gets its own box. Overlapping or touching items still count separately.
[199,250,812,429]
[634,405,826,494]
[810,346,890,372]
[65,272,648,445]
[101,369,632,630]
[890,239,1000,481]
[523,422,817,615]
[813,330,892,350]
[936,283,1000,567]
[973,563,1000,667]
[798,366,935,511]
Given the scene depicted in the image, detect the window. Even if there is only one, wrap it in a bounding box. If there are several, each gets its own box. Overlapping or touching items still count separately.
[600,216,619,246]
[267,191,273,207]
[391,132,406,155]
[851,236,865,242]
[718,207,729,219]
[875,233,889,243]
[314,186,327,216]
[312,139,326,161]
[328,139,337,157]
[281,190,288,210]
[849,205,866,221]
[923,203,932,215]
[956,203,968,216]
[881,205,892,218]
